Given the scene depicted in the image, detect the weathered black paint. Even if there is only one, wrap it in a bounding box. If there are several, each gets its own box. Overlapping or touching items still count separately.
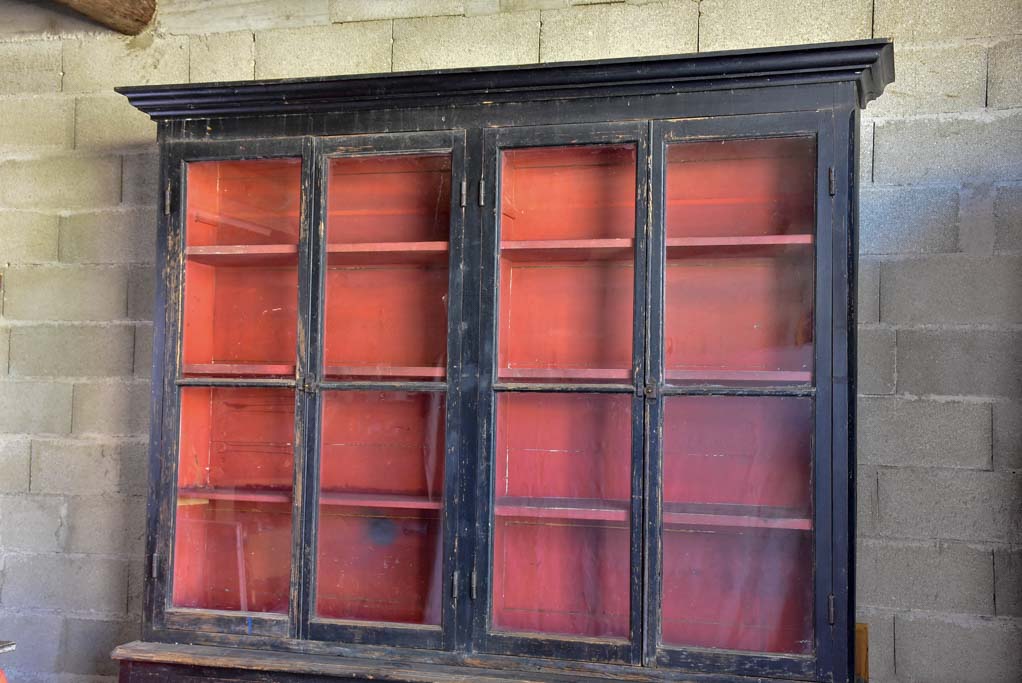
[120,40,893,683]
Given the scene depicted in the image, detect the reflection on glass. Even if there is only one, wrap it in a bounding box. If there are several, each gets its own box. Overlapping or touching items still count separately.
[661,396,813,654]
[315,391,445,625]
[664,137,815,386]
[182,158,301,379]
[498,145,635,384]
[492,393,631,639]
[324,154,451,381]
[172,386,295,614]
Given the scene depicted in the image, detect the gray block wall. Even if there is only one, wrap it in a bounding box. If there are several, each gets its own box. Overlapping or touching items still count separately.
[0,1,1018,681]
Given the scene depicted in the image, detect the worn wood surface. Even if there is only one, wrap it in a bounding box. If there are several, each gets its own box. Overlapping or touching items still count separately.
[52,0,154,34]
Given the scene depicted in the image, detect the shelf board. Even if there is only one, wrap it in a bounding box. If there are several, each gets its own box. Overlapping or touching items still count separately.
[178,487,291,504]
[495,498,628,523]
[498,367,632,381]
[183,363,296,378]
[665,369,812,384]
[324,365,445,379]
[319,492,442,511]
[501,238,633,262]
[185,244,298,266]
[667,234,813,248]
[327,241,448,266]
[663,511,812,531]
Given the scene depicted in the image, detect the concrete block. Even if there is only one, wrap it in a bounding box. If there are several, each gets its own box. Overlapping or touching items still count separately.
[121,152,160,208]
[0,325,7,375]
[857,464,878,537]
[0,381,73,434]
[0,40,62,95]
[111,441,148,496]
[66,495,146,556]
[30,440,117,495]
[856,326,895,395]
[72,381,150,436]
[63,35,189,92]
[857,259,880,324]
[332,0,465,22]
[127,558,145,615]
[0,438,31,492]
[859,118,873,184]
[0,212,59,264]
[864,44,986,116]
[877,467,1022,544]
[994,184,1022,252]
[59,209,156,265]
[989,38,1022,110]
[959,183,998,256]
[874,112,1022,185]
[75,95,157,150]
[9,325,134,378]
[540,1,697,62]
[0,494,67,552]
[859,186,958,255]
[504,0,566,9]
[0,613,63,674]
[881,256,1022,324]
[858,397,992,469]
[255,21,392,79]
[876,0,1022,43]
[2,266,129,322]
[0,0,99,38]
[127,267,156,321]
[394,12,539,71]
[158,0,330,34]
[0,97,73,151]
[0,156,121,210]
[857,538,994,613]
[897,329,1022,398]
[853,608,894,683]
[1,553,127,612]
[993,402,1021,471]
[995,548,1022,616]
[189,31,255,83]
[894,612,1022,683]
[134,324,154,378]
[62,617,140,676]
[699,0,870,52]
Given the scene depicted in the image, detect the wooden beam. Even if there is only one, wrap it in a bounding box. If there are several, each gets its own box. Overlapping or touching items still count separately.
[52,0,155,35]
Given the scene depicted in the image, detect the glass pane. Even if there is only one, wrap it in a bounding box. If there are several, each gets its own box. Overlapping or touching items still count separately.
[492,393,631,639]
[172,386,295,613]
[182,158,301,379]
[664,137,815,386]
[315,391,445,625]
[498,145,635,384]
[661,396,813,654]
[324,154,451,381]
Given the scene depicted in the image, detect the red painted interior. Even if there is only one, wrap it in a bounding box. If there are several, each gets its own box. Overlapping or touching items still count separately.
[172,387,295,613]
[316,392,445,624]
[324,153,451,380]
[182,158,302,378]
[492,393,631,638]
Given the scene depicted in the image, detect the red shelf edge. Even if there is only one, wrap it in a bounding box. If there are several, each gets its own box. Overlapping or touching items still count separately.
[665,369,812,383]
[178,487,291,504]
[666,234,813,248]
[498,367,632,381]
[182,363,296,377]
[324,365,445,379]
[319,492,442,511]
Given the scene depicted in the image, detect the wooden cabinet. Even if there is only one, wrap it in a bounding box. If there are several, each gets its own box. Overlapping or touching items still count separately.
[115,39,893,683]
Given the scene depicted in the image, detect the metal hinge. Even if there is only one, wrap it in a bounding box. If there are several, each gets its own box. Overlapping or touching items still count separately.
[164,183,173,215]
[299,376,316,393]
[151,554,158,579]
[478,178,485,206]
[640,383,657,399]
[828,167,836,196]
[460,179,467,207]
[470,568,477,600]
[827,593,836,625]
[452,570,460,607]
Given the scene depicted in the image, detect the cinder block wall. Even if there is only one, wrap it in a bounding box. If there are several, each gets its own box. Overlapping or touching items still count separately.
[0,1,1018,681]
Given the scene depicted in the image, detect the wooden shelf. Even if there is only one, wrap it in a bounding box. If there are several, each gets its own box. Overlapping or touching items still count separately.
[185,244,298,266]
[183,363,296,378]
[324,365,445,379]
[666,234,812,258]
[178,487,291,504]
[665,369,812,384]
[327,241,448,266]
[501,238,633,262]
[498,367,632,381]
[320,492,442,511]
[495,498,628,523]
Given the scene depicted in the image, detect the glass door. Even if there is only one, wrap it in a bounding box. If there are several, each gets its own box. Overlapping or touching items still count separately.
[306,131,466,650]
[648,113,833,678]
[160,138,312,639]
[474,123,648,663]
